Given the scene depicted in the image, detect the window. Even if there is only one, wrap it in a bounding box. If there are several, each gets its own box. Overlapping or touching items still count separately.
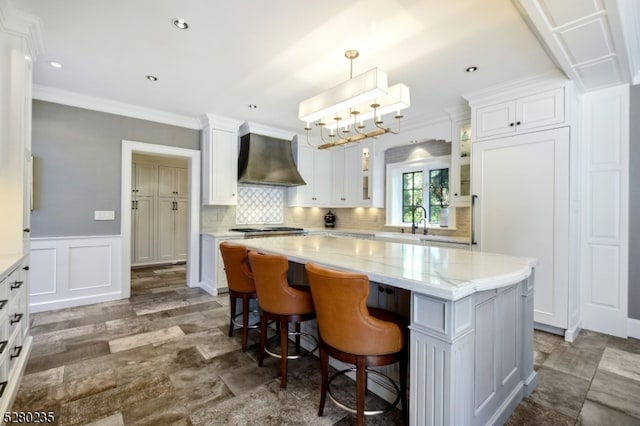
[402,171,423,223]
[428,168,449,224]
[385,157,454,228]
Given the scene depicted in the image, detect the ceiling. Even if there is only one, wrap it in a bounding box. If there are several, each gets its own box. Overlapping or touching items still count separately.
[10,0,640,140]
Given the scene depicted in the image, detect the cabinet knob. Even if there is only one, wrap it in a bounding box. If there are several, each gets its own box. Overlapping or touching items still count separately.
[509,123,515,127]
[22,266,29,271]
[378,286,385,293]
[10,281,23,290]
[516,121,521,125]
[454,192,459,196]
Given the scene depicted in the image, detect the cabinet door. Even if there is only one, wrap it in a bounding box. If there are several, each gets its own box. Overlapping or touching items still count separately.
[344,144,368,205]
[156,199,176,262]
[133,197,155,264]
[312,149,331,205]
[134,162,155,197]
[475,101,517,139]
[330,149,347,205]
[204,129,237,205]
[174,199,188,260]
[175,167,188,198]
[450,120,472,207]
[516,87,565,133]
[289,144,330,206]
[472,127,570,328]
[157,166,176,197]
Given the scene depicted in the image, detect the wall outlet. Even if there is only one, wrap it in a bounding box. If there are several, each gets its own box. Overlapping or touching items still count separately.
[94,210,115,221]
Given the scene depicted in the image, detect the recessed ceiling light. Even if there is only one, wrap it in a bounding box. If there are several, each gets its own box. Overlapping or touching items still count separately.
[465,66,478,73]
[173,19,189,30]
[49,61,63,68]
[248,104,258,109]
[146,75,158,81]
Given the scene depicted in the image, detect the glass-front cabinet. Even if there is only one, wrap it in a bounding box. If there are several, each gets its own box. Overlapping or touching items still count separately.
[449,112,472,207]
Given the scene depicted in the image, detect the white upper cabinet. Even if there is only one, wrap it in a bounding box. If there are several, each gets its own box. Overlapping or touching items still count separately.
[329,141,382,208]
[201,114,243,205]
[473,86,567,140]
[448,110,472,207]
[289,143,330,206]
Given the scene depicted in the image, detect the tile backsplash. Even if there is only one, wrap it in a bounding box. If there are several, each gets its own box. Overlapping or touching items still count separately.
[236,185,284,225]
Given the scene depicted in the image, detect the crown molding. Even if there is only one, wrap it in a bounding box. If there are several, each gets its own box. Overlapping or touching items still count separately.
[33,85,202,130]
[238,121,297,140]
[462,69,569,106]
[0,0,44,57]
[201,114,244,133]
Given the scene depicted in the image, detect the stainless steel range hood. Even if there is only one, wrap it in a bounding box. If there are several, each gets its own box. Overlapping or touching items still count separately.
[237,133,306,187]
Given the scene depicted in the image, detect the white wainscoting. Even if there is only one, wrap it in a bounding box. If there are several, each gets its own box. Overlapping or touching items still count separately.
[30,235,123,313]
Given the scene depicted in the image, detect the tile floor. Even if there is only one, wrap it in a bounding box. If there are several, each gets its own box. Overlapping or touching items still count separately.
[12,264,640,425]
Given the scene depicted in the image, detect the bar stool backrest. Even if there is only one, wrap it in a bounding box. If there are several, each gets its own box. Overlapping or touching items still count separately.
[305,262,402,356]
[219,242,255,293]
[248,252,314,315]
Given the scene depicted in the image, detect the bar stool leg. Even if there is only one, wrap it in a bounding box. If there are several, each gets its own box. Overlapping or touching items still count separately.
[280,318,289,388]
[356,356,366,426]
[228,295,236,337]
[241,295,250,351]
[318,345,328,416]
[295,322,301,354]
[258,311,267,366]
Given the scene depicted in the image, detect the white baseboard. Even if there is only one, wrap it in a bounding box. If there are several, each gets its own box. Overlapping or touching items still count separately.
[564,320,582,342]
[629,318,640,339]
[29,291,123,313]
[199,280,218,296]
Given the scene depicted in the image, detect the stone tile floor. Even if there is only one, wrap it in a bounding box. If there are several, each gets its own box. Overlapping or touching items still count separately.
[12,264,640,425]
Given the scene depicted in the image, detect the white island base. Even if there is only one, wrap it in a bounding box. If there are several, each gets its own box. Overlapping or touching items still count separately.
[240,235,537,425]
[410,275,536,425]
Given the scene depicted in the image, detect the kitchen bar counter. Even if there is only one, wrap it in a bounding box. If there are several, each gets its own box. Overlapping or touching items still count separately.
[240,235,537,425]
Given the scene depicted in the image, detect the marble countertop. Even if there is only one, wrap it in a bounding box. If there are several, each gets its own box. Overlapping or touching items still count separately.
[240,235,536,301]
[202,228,470,244]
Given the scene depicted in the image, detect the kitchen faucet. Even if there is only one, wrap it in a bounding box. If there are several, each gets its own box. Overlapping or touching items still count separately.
[411,205,428,235]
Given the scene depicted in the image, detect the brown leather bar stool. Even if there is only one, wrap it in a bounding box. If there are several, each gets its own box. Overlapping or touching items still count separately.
[305,262,408,426]
[247,251,317,389]
[219,242,259,352]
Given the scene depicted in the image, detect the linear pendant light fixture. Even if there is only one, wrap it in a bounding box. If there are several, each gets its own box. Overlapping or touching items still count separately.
[299,50,410,149]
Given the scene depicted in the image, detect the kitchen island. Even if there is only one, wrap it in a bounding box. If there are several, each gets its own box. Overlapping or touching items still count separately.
[240,234,537,426]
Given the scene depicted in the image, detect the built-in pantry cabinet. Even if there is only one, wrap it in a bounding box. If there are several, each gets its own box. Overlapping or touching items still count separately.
[0,4,40,414]
[131,156,188,266]
[466,74,578,338]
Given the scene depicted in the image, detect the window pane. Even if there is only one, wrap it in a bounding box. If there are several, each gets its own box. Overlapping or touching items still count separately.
[401,171,424,223]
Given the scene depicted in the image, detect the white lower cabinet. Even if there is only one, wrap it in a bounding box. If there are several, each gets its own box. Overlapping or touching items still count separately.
[0,256,32,414]
[200,234,244,295]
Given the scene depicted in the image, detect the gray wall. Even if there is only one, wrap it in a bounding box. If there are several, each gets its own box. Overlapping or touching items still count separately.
[31,100,200,237]
[630,85,640,320]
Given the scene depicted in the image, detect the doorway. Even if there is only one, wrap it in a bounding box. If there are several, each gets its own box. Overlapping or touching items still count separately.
[121,140,200,299]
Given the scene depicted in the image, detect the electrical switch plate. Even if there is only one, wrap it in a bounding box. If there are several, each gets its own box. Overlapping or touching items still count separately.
[94,210,115,221]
